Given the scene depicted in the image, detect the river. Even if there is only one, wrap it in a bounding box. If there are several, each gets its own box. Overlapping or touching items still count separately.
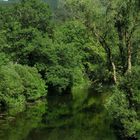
[0,87,117,140]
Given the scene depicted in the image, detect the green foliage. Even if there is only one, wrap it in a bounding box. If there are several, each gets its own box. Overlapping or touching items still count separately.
[106,87,140,138]
[0,64,47,112]
[44,42,85,92]
[33,20,92,92]
[106,67,140,139]
[0,0,53,64]
[0,64,25,111]
[0,0,140,139]
[0,53,9,66]
[59,1,140,139]
[14,64,47,100]
[120,66,140,92]
[52,20,107,90]
[9,0,52,33]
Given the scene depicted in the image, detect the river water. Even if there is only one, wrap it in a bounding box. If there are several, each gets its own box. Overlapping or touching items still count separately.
[0,87,117,140]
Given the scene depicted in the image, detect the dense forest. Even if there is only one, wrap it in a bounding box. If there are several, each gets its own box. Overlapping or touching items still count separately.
[0,0,140,140]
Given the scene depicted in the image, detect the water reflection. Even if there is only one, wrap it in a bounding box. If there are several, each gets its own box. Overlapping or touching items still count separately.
[0,101,46,140]
[0,88,117,140]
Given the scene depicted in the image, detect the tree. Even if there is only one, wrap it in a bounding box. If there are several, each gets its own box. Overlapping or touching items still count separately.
[106,68,140,139]
[0,0,53,64]
[14,0,53,34]
[57,0,140,139]
[58,0,140,83]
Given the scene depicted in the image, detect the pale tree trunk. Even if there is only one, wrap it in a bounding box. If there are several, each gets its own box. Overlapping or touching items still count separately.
[111,62,117,84]
[127,41,132,73]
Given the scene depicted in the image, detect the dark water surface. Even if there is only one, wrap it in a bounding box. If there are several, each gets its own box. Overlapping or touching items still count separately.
[0,88,117,140]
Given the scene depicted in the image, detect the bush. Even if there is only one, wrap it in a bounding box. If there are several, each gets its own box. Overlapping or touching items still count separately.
[0,63,47,112]
[0,64,25,110]
[14,64,47,100]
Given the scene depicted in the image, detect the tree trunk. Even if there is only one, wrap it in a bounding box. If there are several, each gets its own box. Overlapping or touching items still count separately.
[99,38,117,84]
[111,62,117,84]
[91,28,117,84]
[127,41,132,73]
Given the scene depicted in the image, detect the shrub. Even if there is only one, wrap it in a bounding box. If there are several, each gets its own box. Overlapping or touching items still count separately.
[0,63,47,112]
[14,64,47,100]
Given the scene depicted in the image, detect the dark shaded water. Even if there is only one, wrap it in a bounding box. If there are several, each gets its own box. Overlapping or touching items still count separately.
[0,88,117,140]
